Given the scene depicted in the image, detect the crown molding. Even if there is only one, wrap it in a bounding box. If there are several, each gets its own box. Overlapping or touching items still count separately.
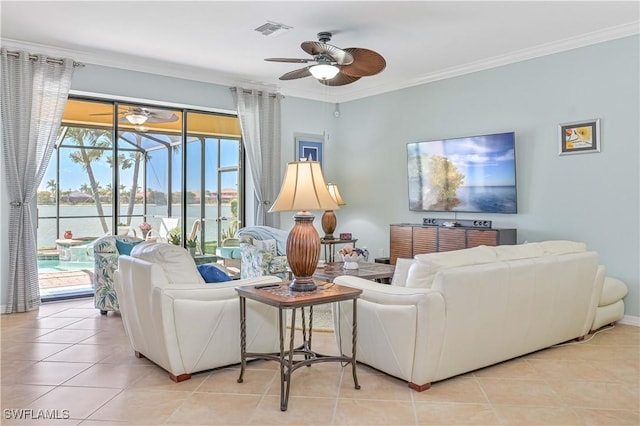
[2,21,638,104]
[333,21,640,103]
[1,37,246,87]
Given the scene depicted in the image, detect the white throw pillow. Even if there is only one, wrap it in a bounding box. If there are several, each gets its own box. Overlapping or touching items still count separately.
[405,262,434,288]
[414,245,498,267]
[411,245,498,288]
[391,258,414,287]
[599,277,628,306]
[539,240,587,256]
[493,243,545,260]
[130,242,204,285]
[254,238,277,256]
[493,241,586,261]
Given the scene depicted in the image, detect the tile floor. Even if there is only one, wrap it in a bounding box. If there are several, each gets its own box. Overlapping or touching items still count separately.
[1,298,638,425]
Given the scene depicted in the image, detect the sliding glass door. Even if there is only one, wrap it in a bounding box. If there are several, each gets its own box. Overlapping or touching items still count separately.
[185,111,242,256]
[36,98,243,300]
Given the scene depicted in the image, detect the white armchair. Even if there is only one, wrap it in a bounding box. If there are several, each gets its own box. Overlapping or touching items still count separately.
[114,242,281,382]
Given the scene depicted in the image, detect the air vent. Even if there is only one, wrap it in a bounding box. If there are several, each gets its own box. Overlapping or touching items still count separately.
[254,21,292,37]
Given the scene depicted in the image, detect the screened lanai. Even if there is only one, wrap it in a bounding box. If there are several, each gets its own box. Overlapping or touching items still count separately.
[37,97,243,300]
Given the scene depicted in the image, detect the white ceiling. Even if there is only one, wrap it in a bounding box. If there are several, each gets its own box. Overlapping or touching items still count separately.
[2,1,638,103]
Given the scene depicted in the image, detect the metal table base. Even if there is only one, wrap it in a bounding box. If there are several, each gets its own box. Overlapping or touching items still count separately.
[236,284,360,411]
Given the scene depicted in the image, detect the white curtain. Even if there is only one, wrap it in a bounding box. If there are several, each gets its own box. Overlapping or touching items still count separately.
[231,87,283,227]
[1,49,75,313]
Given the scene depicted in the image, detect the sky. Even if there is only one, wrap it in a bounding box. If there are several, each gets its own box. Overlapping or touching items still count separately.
[40,133,240,195]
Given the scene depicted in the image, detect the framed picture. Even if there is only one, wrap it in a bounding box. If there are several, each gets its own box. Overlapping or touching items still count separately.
[559,119,600,155]
[295,133,323,168]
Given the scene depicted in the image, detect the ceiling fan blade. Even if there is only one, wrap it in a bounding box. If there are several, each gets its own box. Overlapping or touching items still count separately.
[145,113,179,123]
[319,72,361,86]
[145,108,175,118]
[301,41,354,65]
[91,106,138,116]
[340,48,386,77]
[279,67,312,80]
[265,57,313,63]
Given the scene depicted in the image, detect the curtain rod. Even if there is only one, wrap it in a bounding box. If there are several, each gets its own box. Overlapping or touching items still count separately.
[4,50,85,68]
[230,87,282,98]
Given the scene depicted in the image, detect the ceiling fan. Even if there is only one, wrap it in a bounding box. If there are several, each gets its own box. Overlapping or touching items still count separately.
[90,107,179,125]
[265,31,386,86]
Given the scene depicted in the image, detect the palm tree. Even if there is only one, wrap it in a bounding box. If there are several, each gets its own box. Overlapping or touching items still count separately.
[222,198,239,240]
[99,183,111,201]
[119,184,129,205]
[123,135,145,224]
[67,128,112,233]
[79,183,92,194]
[106,136,143,226]
[46,179,57,204]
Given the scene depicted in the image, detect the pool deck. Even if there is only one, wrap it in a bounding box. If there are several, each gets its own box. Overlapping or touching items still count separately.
[39,269,94,289]
[38,250,94,290]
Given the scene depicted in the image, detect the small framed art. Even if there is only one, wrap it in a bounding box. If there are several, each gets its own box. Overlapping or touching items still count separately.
[295,133,323,167]
[559,119,600,155]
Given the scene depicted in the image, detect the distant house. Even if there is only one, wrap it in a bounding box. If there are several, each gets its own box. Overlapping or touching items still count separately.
[62,191,94,204]
[220,189,238,203]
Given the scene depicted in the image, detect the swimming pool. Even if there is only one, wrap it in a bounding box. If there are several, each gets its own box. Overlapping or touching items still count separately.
[38,259,94,273]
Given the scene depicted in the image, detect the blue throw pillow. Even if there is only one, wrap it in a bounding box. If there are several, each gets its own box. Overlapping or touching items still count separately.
[197,264,232,283]
[115,239,143,256]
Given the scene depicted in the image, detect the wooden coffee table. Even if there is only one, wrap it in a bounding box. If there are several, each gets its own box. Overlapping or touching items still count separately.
[313,261,395,283]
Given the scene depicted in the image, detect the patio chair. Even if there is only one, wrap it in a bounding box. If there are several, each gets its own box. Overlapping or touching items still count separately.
[93,234,143,314]
[146,217,180,243]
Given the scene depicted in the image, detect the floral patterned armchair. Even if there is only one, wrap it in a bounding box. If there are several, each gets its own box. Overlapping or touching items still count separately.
[93,235,143,314]
[238,226,289,280]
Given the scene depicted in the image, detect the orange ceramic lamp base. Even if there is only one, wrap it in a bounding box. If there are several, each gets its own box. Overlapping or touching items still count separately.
[321,210,337,240]
[287,212,320,292]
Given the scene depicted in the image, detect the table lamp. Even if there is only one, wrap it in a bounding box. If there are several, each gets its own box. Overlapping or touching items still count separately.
[321,183,346,240]
[269,161,339,291]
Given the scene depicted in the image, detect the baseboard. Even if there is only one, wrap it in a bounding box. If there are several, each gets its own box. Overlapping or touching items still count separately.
[620,315,640,327]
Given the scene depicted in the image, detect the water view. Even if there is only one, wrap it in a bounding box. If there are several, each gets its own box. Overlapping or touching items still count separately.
[38,204,233,249]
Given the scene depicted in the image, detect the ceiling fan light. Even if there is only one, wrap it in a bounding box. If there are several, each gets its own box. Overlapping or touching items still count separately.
[309,64,339,80]
[126,113,148,125]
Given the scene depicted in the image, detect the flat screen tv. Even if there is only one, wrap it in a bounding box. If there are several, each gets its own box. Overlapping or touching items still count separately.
[407,132,517,214]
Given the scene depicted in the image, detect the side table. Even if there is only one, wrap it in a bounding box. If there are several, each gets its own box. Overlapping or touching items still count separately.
[235,282,362,411]
[320,238,358,262]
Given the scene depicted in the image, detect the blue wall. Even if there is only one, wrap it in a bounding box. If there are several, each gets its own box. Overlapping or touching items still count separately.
[2,36,638,319]
[328,35,639,317]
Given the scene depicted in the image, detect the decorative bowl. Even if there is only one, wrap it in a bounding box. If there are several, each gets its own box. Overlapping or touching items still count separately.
[342,254,363,269]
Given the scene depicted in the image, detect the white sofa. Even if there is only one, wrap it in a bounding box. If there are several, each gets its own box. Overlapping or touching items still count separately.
[332,241,606,391]
[114,242,281,382]
[591,276,628,331]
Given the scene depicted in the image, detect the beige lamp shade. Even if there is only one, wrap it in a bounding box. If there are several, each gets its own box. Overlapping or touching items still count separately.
[326,183,346,206]
[322,182,346,240]
[269,160,338,292]
[269,161,339,213]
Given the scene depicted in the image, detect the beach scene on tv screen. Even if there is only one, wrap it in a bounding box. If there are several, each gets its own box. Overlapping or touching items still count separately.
[407,133,517,214]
